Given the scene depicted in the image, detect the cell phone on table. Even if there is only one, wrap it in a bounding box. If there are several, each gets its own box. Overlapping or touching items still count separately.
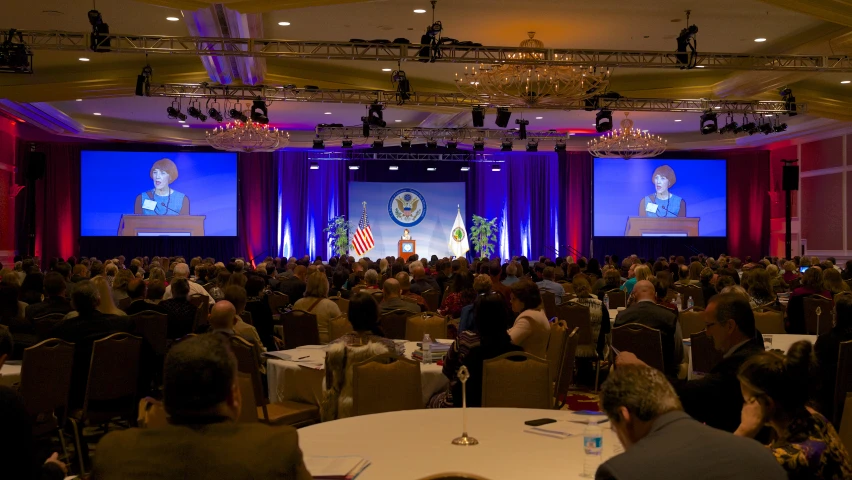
[525,418,557,427]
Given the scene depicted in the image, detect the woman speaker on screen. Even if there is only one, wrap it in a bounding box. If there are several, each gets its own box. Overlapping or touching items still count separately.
[638,165,686,218]
[134,158,190,216]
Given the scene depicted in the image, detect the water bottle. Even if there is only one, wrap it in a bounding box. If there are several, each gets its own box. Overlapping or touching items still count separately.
[583,417,603,477]
[603,293,610,310]
[422,333,432,364]
[687,296,694,311]
[676,292,683,311]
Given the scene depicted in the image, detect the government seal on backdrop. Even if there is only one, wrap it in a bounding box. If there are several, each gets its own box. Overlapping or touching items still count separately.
[388,188,427,227]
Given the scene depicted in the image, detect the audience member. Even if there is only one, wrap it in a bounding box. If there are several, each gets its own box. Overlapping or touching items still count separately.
[278,265,308,304]
[328,270,350,299]
[459,274,493,333]
[24,272,73,325]
[621,265,650,295]
[786,266,832,333]
[746,268,776,308]
[122,279,168,315]
[158,278,198,339]
[379,278,420,315]
[90,276,127,316]
[243,276,277,352]
[208,300,237,336]
[824,268,851,297]
[508,279,550,358]
[163,263,214,305]
[19,273,44,305]
[536,267,566,305]
[438,271,475,318]
[814,293,852,421]
[567,276,610,357]
[293,271,341,343]
[614,280,682,377]
[409,262,439,296]
[331,292,398,353]
[394,272,428,311]
[502,262,520,287]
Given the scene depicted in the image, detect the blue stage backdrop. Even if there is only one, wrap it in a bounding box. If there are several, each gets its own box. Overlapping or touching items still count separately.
[81,151,238,236]
[593,158,727,237]
[348,182,466,259]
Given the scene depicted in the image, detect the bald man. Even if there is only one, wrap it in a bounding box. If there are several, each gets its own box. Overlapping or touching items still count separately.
[614,280,683,377]
[209,300,237,335]
[379,278,420,315]
[394,272,428,312]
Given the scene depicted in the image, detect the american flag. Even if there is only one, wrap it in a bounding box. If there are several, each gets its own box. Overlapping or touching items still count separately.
[352,202,375,256]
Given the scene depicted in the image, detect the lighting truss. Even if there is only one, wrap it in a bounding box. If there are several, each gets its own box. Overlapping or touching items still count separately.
[314,126,569,142]
[311,152,498,161]
[4,29,852,72]
[147,83,804,114]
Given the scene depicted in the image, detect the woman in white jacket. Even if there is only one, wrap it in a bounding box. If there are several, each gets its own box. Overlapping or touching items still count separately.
[507,279,550,359]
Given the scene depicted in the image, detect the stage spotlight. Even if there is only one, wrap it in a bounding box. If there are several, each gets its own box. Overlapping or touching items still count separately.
[460,165,471,172]
[389,165,399,171]
[229,107,248,123]
[250,99,269,124]
[446,140,458,150]
[595,109,613,133]
[719,119,738,135]
[309,162,319,170]
[700,110,718,135]
[187,103,207,122]
[526,139,539,152]
[471,106,485,127]
[207,106,224,123]
[675,23,698,68]
[742,121,758,135]
[473,138,485,151]
[348,165,360,170]
[367,102,386,127]
[342,138,354,148]
[491,164,501,172]
[400,138,412,149]
[495,107,512,128]
[501,139,513,152]
[426,139,438,149]
[774,122,788,133]
[780,88,797,116]
[392,70,411,103]
[166,102,187,121]
[516,118,529,140]
[135,64,152,97]
[554,140,567,152]
[426,167,437,172]
[372,140,384,148]
[88,9,111,52]
[312,138,325,149]
[759,121,773,135]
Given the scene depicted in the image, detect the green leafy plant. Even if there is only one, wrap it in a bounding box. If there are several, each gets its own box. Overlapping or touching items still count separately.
[470,215,498,259]
[324,215,353,257]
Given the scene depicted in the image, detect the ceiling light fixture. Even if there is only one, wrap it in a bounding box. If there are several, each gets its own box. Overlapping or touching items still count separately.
[842,80,851,84]
[313,138,325,149]
[426,166,437,172]
[166,16,180,21]
[78,57,90,61]
[588,112,667,160]
[460,165,471,172]
[76,99,83,102]
[349,165,360,170]
[595,109,613,133]
[535,116,543,120]
[207,120,288,152]
[414,9,427,13]
[700,110,718,134]
[492,164,501,172]
[310,162,319,170]
[501,139,513,152]
[674,119,682,122]
[250,99,269,124]
[278,22,291,26]
[754,38,767,42]
[394,119,402,123]
[389,165,399,171]
[342,138,354,148]
[382,68,392,72]
[182,125,190,128]
[93,112,101,115]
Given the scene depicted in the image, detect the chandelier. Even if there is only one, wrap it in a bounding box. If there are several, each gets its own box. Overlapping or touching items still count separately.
[206,120,288,152]
[587,113,667,160]
[454,32,610,107]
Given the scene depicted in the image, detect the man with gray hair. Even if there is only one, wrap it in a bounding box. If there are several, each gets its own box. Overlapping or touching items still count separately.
[409,262,439,296]
[503,262,520,286]
[163,263,214,305]
[363,269,381,292]
[595,365,784,480]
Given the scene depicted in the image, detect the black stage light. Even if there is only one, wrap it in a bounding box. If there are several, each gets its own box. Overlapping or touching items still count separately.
[554,140,567,152]
[372,140,384,148]
[742,121,758,135]
[780,88,797,117]
[516,118,529,140]
[392,70,411,103]
[446,140,458,150]
[88,10,111,52]
[229,107,248,123]
[675,24,698,68]
[774,122,788,133]
[495,107,512,128]
[595,109,613,133]
[759,121,773,135]
[719,119,738,135]
[208,107,224,123]
[250,99,269,124]
[362,120,370,137]
[167,103,187,121]
[473,138,485,151]
[526,139,538,152]
[700,110,718,135]
[312,138,325,149]
[501,139,513,152]
[187,103,207,122]
[342,139,354,148]
[400,138,412,148]
[135,65,152,97]
[367,102,386,127]
[472,106,485,127]
[426,139,438,149]
[0,29,33,73]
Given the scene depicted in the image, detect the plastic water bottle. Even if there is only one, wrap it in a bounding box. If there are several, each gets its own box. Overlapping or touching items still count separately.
[676,292,683,311]
[687,296,694,311]
[583,417,603,477]
[422,333,432,364]
[603,293,610,310]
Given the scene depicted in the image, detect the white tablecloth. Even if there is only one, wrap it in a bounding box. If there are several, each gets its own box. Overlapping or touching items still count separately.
[297,408,620,480]
[267,341,450,407]
[0,363,21,386]
[684,334,816,380]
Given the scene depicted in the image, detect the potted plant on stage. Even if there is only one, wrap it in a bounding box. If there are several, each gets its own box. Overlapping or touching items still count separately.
[470,215,498,260]
[325,215,353,257]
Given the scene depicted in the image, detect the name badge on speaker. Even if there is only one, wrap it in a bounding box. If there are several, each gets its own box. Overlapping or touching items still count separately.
[645,202,659,214]
[142,199,158,211]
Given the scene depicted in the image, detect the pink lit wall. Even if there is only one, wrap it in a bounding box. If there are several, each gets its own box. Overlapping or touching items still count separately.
[0,120,19,265]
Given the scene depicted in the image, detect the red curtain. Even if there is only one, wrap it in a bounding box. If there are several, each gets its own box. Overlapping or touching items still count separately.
[724,150,771,258]
[562,151,593,258]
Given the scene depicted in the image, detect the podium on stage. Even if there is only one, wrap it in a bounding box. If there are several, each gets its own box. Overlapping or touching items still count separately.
[625,217,699,237]
[118,214,207,236]
[399,240,416,261]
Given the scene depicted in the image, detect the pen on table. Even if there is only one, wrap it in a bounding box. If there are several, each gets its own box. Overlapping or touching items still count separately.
[296,356,310,360]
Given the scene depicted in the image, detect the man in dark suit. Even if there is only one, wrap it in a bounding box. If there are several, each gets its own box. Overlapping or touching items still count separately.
[122,279,169,316]
[25,272,73,324]
[409,263,439,296]
[595,364,785,480]
[277,265,307,304]
[614,280,683,377]
[159,279,198,339]
[92,333,312,480]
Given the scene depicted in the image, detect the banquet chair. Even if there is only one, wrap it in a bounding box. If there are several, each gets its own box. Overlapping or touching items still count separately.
[690,331,724,376]
[405,313,447,341]
[371,291,385,303]
[678,310,706,338]
[556,303,601,391]
[328,313,354,342]
[190,295,210,332]
[117,297,132,312]
[19,339,75,465]
[421,288,441,313]
[268,291,290,322]
[129,311,169,357]
[753,310,785,335]
[282,310,321,349]
[69,333,143,476]
[675,285,704,310]
[352,353,422,416]
[228,335,319,427]
[482,352,551,409]
[604,290,626,309]
[236,372,259,423]
[611,324,665,373]
[804,295,834,335]
[553,327,580,410]
[833,340,852,427]
[328,295,349,314]
[33,312,66,340]
[240,310,253,326]
[379,309,410,340]
[546,320,569,383]
[540,291,559,321]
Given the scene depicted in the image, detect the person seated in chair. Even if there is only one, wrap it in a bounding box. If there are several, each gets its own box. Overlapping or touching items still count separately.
[24,272,73,325]
[379,278,420,316]
[536,267,566,305]
[123,279,169,316]
[159,279,198,339]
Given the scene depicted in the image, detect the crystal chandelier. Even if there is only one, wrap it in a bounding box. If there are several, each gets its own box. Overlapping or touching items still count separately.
[206,120,288,152]
[454,32,610,107]
[588,113,667,160]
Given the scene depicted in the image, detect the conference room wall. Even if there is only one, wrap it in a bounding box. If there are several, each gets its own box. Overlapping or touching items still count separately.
[0,121,18,266]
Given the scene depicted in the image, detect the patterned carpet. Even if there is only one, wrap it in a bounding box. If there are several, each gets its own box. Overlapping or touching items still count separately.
[559,390,601,411]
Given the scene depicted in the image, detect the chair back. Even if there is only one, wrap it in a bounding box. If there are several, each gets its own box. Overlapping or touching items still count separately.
[675,285,704,309]
[268,291,291,315]
[421,289,440,313]
[328,296,349,314]
[547,320,569,383]
[188,293,209,309]
[834,340,852,426]
[611,324,665,373]
[328,313,354,342]
[191,297,210,332]
[379,309,410,340]
[554,328,580,409]
[371,291,385,303]
[556,304,593,345]
[753,310,785,335]
[229,335,265,411]
[690,331,724,375]
[129,311,169,355]
[605,290,626,309]
[562,283,575,294]
[202,282,216,294]
[240,310,253,326]
[540,291,559,321]
[117,297,132,312]
[678,310,707,338]
[352,353,422,416]
[236,372,259,423]
[33,313,66,339]
[83,333,143,423]
[803,295,834,335]
[282,310,321,349]
[20,339,75,425]
[405,314,447,341]
[482,352,551,409]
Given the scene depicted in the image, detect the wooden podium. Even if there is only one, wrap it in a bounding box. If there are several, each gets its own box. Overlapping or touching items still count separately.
[625,217,699,237]
[118,214,207,236]
[398,240,416,261]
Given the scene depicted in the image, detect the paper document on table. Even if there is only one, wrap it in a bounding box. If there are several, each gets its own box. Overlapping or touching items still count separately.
[524,421,584,439]
[262,351,292,361]
[305,455,371,479]
[566,411,609,424]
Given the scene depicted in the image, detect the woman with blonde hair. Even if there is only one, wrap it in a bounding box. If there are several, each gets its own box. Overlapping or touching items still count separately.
[90,276,127,316]
[824,268,850,297]
[782,260,800,284]
[620,264,651,296]
[293,271,342,343]
[148,267,167,286]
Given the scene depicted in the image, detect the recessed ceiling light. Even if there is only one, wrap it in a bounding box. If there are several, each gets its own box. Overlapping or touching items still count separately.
[765,114,774,117]
[460,166,470,171]
[535,116,543,120]
[695,65,705,68]
[182,124,190,128]
[388,165,399,171]
[93,112,101,115]
[842,80,851,84]
[382,68,392,72]
[75,98,82,102]
[348,165,360,170]
[278,21,291,26]
[413,9,427,13]
[426,167,437,171]
[78,57,90,62]
[674,119,682,122]
[714,106,721,109]
[166,16,180,21]
[324,112,332,115]
[394,119,402,122]
[178,120,185,123]
[754,38,767,42]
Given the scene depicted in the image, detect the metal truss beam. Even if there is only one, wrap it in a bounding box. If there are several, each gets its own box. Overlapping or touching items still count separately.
[310,152,496,162]
[4,29,852,72]
[149,83,803,114]
[314,126,567,141]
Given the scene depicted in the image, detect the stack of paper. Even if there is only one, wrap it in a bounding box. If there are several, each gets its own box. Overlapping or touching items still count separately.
[305,456,371,480]
[566,411,609,424]
[411,349,448,362]
[524,421,584,439]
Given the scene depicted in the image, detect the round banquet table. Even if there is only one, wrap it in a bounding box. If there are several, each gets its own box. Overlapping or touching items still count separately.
[297,408,620,480]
